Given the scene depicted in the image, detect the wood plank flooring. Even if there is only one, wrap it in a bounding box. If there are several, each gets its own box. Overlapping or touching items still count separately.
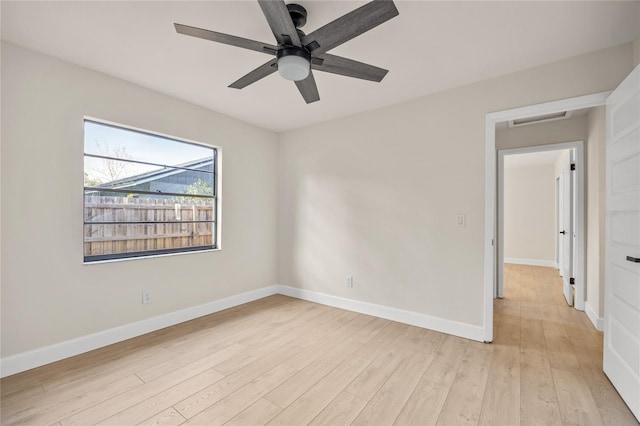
[1,265,637,425]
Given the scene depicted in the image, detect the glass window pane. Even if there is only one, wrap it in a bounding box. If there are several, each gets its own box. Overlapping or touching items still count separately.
[83,222,214,257]
[83,119,217,261]
[84,193,214,223]
[84,157,214,196]
[84,120,214,167]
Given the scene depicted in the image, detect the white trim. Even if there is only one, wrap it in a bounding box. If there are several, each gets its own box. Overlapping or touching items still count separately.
[0,286,278,378]
[484,91,610,340]
[497,151,505,298]
[83,247,222,265]
[484,115,496,342]
[216,148,223,250]
[573,145,586,311]
[277,285,486,343]
[556,176,562,271]
[504,257,557,268]
[585,302,604,331]
[486,92,611,123]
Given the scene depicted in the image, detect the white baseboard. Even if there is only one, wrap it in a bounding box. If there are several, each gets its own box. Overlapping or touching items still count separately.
[1,284,489,378]
[0,286,279,378]
[277,285,485,343]
[585,302,604,331]
[504,257,557,268]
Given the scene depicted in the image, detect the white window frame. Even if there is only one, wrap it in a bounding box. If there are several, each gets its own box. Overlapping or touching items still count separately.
[82,117,222,263]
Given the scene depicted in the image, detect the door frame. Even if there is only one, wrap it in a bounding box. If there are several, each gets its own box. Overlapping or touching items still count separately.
[483,91,611,342]
[556,174,562,272]
[496,142,584,307]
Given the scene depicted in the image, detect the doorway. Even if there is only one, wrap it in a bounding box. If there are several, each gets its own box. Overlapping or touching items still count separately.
[484,68,640,421]
[497,144,582,308]
[482,91,611,343]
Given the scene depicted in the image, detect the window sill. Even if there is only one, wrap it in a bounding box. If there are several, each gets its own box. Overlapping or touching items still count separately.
[83,247,221,265]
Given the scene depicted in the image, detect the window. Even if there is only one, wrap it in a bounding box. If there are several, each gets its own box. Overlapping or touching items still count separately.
[83,119,218,262]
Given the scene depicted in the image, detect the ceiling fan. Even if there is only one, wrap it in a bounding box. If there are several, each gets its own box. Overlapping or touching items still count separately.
[174,0,399,104]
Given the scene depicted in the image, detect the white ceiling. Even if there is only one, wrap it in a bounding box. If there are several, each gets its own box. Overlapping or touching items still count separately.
[2,1,639,132]
[504,149,569,169]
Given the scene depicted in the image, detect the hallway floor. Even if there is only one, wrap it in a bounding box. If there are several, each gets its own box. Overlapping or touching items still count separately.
[496,263,637,425]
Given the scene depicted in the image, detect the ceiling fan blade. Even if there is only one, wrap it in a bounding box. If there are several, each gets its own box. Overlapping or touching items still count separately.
[301,0,398,56]
[257,0,301,47]
[228,59,278,89]
[175,23,278,55]
[295,71,320,104]
[313,54,388,82]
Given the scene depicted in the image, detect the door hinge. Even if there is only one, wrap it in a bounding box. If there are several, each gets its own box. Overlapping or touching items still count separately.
[570,277,575,284]
[570,163,576,171]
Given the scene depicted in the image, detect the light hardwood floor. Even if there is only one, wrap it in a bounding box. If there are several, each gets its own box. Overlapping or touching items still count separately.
[1,265,637,425]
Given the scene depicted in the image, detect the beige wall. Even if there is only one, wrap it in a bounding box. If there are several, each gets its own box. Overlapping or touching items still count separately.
[1,42,279,357]
[634,32,640,67]
[278,43,633,328]
[504,165,556,262]
[496,115,587,151]
[586,106,606,318]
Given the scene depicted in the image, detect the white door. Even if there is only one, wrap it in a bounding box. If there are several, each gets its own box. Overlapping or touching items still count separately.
[558,174,565,275]
[604,64,640,421]
[561,153,574,306]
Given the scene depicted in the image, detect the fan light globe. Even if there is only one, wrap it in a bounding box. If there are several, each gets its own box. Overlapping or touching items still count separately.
[277,55,310,81]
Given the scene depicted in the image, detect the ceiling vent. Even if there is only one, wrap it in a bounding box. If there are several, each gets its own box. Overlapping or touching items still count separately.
[508,111,573,128]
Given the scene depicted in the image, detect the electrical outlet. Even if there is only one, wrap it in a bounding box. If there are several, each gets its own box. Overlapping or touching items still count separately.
[346,276,353,287]
[456,214,466,227]
[142,291,152,305]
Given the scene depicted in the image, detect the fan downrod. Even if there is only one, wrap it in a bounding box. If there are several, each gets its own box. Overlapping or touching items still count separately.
[287,4,307,29]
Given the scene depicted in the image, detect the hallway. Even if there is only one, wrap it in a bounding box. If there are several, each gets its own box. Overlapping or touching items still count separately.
[496,264,637,425]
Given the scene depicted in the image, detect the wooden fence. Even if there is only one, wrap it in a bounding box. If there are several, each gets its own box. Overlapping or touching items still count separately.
[84,196,214,257]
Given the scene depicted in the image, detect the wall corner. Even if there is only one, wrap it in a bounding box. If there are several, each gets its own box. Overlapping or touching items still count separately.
[633,32,640,67]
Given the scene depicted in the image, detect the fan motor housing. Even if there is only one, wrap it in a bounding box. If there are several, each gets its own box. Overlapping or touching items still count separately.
[287,4,307,28]
[277,46,311,62]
